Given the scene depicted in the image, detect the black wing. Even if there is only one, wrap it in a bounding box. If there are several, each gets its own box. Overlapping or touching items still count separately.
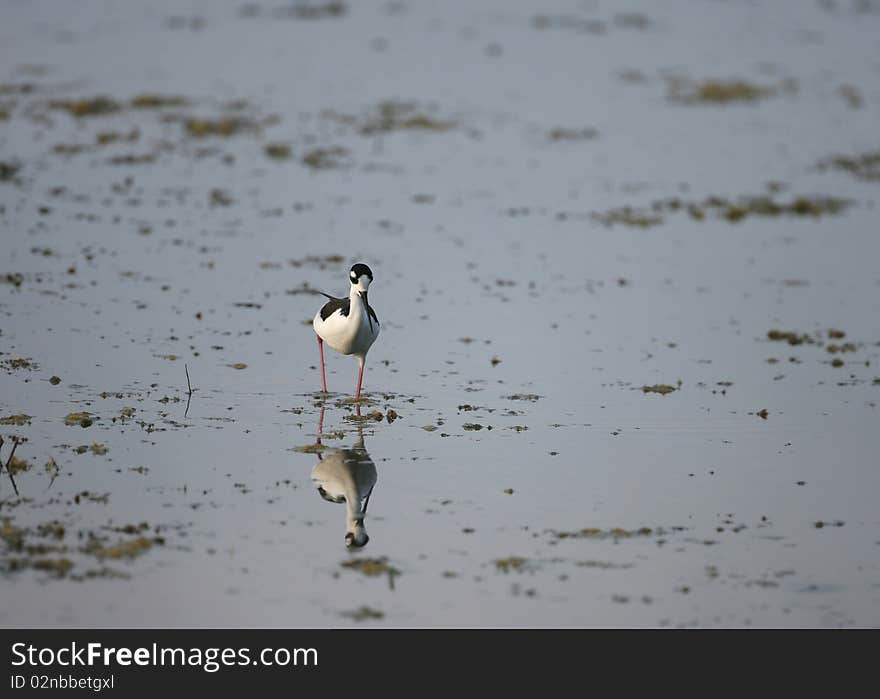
[319,292,350,321]
[367,303,379,326]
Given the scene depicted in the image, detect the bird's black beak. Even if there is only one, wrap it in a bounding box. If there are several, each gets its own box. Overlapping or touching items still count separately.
[362,291,372,332]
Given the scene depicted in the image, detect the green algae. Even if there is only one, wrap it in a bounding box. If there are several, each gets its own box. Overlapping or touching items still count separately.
[50,96,121,117]
[264,142,292,160]
[553,527,653,540]
[668,78,779,105]
[130,94,187,109]
[819,151,880,181]
[494,556,529,573]
[340,606,384,621]
[301,146,349,170]
[0,414,31,426]
[642,384,677,395]
[341,557,399,588]
[185,117,245,137]
[593,194,851,228]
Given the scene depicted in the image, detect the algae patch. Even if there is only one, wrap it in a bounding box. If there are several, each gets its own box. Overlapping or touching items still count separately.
[84,536,155,560]
[64,412,95,428]
[593,193,850,228]
[0,414,31,426]
[324,100,455,136]
[642,384,677,395]
[340,557,399,588]
[340,606,384,621]
[185,117,246,138]
[301,146,349,170]
[130,94,187,109]
[494,556,529,573]
[553,527,654,540]
[667,78,783,105]
[818,151,880,182]
[264,142,292,160]
[50,96,121,117]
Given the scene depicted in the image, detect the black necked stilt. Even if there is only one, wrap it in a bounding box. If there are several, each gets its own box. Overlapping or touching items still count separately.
[312,263,380,398]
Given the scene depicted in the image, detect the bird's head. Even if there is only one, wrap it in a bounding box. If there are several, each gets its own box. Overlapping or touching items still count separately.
[345,518,369,548]
[349,263,373,293]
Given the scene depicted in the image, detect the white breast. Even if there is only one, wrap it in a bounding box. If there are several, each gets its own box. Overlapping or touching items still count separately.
[313,299,379,357]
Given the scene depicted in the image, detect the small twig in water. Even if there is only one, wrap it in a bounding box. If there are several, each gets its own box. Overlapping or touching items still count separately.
[1,436,21,496]
[184,364,197,418]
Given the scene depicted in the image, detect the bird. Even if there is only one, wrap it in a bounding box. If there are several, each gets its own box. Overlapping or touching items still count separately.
[312,263,380,399]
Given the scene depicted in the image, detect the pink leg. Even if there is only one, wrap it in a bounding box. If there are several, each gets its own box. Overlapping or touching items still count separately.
[316,405,325,460]
[317,335,327,393]
[355,356,365,399]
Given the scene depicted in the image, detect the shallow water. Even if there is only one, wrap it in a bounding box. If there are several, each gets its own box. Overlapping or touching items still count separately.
[1,0,879,627]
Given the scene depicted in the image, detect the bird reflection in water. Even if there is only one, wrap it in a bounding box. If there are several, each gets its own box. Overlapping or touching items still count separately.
[311,405,377,548]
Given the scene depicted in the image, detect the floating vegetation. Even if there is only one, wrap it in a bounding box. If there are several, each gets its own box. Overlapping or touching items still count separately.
[494,556,529,573]
[0,161,21,183]
[340,606,384,621]
[184,116,246,137]
[462,423,484,431]
[96,128,139,145]
[50,96,121,117]
[592,206,663,228]
[506,394,541,402]
[288,254,345,268]
[64,412,94,428]
[814,520,845,529]
[130,93,187,108]
[209,188,233,207]
[7,455,32,476]
[288,2,347,20]
[324,100,455,136]
[593,194,851,228]
[344,410,384,423]
[532,14,607,34]
[264,142,292,160]
[547,127,598,142]
[1,357,34,370]
[341,557,399,587]
[301,146,349,170]
[30,558,74,577]
[2,515,178,581]
[826,342,857,354]
[553,526,654,540]
[837,84,864,109]
[767,329,815,346]
[84,536,155,560]
[0,414,31,426]
[108,153,156,166]
[667,78,782,105]
[818,151,880,182]
[293,442,325,453]
[642,384,677,395]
